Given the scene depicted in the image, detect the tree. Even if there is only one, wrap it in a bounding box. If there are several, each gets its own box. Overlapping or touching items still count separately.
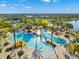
[11,27,18,46]
[65,23,73,29]
[62,23,73,32]
[7,55,12,59]
[10,27,19,55]
[67,42,79,58]
[39,19,49,27]
[17,51,24,59]
[18,40,25,50]
[21,17,30,25]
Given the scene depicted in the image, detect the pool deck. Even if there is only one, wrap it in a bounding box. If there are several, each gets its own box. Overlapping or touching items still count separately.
[0,38,66,59]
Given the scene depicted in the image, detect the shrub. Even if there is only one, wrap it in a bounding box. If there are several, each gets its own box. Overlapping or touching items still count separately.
[0,48,2,53]
[4,42,9,46]
[17,51,24,58]
[5,45,20,52]
[7,55,12,59]
[5,47,13,52]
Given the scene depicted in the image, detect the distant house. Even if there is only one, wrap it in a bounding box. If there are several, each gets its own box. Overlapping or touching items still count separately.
[5,18,22,23]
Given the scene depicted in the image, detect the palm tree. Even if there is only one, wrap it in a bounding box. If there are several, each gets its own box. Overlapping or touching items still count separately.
[11,27,18,47]
[17,50,24,59]
[63,23,73,43]
[21,17,31,26]
[64,23,73,30]
[50,19,55,25]
[67,42,79,59]
[10,27,18,54]
[18,40,24,50]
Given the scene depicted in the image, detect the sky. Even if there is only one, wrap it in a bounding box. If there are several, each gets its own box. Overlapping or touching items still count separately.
[0,0,79,14]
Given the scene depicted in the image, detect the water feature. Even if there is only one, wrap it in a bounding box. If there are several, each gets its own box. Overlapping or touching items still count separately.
[69,20,79,31]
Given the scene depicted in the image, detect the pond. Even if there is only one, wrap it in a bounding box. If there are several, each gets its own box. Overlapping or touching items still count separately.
[69,20,79,31]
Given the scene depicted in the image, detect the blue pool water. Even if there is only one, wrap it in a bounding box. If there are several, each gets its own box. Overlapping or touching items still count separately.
[42,32,66,45]
[9,32,34,42]
[9,31,66,57]
[9,32,66,45]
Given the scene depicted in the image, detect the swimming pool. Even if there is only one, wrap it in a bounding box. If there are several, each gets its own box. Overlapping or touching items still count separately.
[9,31,66,45]
[42,32,66,45]
[9,31,66,57]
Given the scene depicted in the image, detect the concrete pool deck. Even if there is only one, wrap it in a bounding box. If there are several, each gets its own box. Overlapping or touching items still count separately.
[0,38,67,59]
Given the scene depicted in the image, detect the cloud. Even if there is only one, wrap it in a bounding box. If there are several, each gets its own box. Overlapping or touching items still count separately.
[0,4,7,7]
[53,0,57,2]
[41,0,60,3]
[19,0,27,4]
[20,0,27,2]
[41,0,51,2]
[14,4,18,7]
[66,8,71,11]
[10,6,16,9]
[24,6,32,9]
